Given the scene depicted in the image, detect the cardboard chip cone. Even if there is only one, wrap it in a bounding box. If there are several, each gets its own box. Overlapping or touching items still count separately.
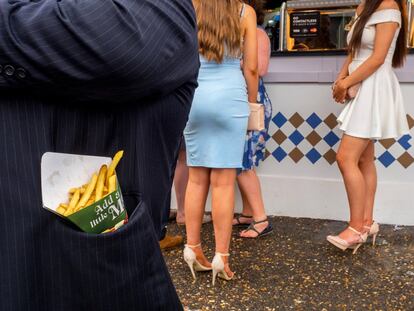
[41,152,128,234]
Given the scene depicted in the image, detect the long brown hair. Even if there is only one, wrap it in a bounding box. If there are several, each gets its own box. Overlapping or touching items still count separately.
[193,0,243,63]
[348,0,408,68]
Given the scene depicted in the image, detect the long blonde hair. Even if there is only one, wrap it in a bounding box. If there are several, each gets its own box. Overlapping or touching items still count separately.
[193,0,243,63]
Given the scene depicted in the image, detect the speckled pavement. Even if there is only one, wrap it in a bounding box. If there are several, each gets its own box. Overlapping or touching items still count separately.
[163,217,414,310]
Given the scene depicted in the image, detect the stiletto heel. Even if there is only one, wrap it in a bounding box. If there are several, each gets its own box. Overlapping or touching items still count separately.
[212,269,219,286]
[364,221,380,247]
[327,226,368,254]
[372,233,378,246]
[186,260,196,279]
[351,242,363,255]
[212,252,234,286]
[183,243,212,280]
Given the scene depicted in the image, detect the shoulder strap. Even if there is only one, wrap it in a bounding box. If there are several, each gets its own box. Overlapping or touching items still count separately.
[367,9,401,27]
[240,3,246,18]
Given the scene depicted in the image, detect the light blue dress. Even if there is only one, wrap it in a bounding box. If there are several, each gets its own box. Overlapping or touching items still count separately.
[184,55,249,168]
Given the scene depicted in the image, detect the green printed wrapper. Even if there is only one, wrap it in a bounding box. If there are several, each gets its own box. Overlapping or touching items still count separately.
[67,183,127,234]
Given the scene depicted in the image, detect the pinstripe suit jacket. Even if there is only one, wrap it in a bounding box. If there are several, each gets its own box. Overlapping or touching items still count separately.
[0,0,199,310]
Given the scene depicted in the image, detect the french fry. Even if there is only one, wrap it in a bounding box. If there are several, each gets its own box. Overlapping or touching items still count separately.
[65,189,80,216]
[76,174,98,210]
[95,165,107,202]
[102,186,109,197]
[58,151,124,218]
[57,206,66,215]
[108,175,116,194]
[69,187,85,194]
[56,204,68,215]
[106,150,123,186]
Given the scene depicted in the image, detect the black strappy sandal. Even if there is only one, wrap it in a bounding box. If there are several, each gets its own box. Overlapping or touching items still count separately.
[239,218,273,239]
[233,214,253,228]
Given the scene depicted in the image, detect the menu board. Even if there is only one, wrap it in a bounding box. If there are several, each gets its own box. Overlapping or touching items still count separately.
[290,11,320,38]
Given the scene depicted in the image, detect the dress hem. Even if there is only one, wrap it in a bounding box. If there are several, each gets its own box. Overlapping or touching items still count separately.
[187,162,242,169]
[339,126,410,140]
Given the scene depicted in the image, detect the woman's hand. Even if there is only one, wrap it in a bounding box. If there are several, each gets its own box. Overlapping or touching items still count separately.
[332,78,349,104]
[332,76,345,93]
[334,75,347,85]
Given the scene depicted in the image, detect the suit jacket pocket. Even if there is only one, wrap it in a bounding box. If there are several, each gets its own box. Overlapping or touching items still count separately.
[42,199,182,311]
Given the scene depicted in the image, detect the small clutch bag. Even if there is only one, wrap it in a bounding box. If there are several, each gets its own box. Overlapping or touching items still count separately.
[347,83,361,99]
[248,103,265,131]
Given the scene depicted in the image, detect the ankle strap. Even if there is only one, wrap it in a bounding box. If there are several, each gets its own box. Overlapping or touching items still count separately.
[216,252,230,257]
[240,214,253,218]
[348,226,362,235]
[363,221,375,229]
[252,218,268,225]
[185,243,201,248]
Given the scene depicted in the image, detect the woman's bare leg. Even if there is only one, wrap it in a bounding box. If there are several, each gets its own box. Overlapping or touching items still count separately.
[358,141,377,228]
[237,170,268,237]
[336,134,370,240]
[211,168,236,276]
[232,180,253,225]
[185,167,211,266]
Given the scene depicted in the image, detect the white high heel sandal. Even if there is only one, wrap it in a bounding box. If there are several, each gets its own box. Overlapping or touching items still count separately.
[364,221,380,246]
[183,243,212,280]
[212,252,234,286]
[326,226,368,255]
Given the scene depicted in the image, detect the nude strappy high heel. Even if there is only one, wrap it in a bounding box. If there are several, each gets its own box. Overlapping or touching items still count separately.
[183,243,212,280]
[364,221,380,246]
[212,252,234,286]
[326,226,368,254]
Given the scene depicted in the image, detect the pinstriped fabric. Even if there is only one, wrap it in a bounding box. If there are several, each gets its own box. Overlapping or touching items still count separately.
[0,0,199,310]
[0,93,193,311]
[0,0,198,102]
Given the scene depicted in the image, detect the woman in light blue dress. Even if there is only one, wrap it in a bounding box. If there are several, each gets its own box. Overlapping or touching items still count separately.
[183,0,258,285]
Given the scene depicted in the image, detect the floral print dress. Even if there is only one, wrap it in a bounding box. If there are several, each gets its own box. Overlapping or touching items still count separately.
[241,77,272,170]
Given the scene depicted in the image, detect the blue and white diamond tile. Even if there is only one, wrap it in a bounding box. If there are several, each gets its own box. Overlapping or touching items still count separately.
[289,130,305,146]
[273,112,288,128]
[323,132,340,148]
[266,111,414,168]
[378,151,396,168]
[398,134,412,150]
[306,148,322,164]
[272,147,288,162]
[306,113,323,129]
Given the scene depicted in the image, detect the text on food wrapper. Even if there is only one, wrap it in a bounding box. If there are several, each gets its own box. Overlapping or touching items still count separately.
[90,192,125,229]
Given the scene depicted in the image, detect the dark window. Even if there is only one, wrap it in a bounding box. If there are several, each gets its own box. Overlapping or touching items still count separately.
[264,0,283,10]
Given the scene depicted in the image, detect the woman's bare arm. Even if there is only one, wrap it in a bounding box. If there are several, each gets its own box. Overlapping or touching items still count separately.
[242,5,259,103]
[333,21,399,102]
[336,54,353,81]
[257,28,271,77]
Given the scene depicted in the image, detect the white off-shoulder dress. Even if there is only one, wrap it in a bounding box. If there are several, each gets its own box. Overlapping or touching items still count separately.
[337,9,409,139]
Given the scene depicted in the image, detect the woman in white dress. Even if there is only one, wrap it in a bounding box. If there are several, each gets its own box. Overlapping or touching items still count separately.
[327,0,409,253]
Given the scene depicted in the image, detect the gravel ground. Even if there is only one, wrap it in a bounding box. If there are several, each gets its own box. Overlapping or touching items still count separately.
[163,217,414,311]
